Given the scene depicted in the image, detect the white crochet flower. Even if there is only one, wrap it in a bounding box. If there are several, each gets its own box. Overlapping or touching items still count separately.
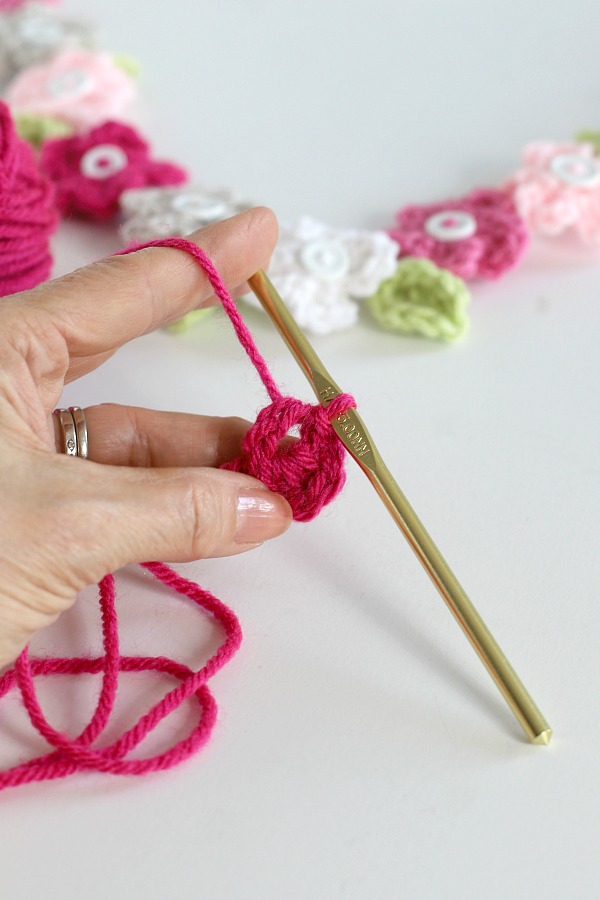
[244,217,400,335]
[120,185,250,242]
[0,3,95,85]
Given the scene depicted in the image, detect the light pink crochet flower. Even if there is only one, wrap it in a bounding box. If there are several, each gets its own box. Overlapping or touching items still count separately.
[0,0,56,8]
[40,121,188,220]
[5,48,135,131]
[505,141,600,242]
[389,188,528,280]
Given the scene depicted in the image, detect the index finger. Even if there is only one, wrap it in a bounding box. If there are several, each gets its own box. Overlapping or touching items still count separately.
[25,207,277,377]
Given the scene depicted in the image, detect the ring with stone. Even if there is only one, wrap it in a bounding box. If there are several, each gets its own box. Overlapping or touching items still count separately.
[53,406,89,458]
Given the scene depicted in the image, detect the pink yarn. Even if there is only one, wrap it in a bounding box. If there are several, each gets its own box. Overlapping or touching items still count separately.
[40,121,188,220]
[389,188,528,281]
[224,395,353,521]
[0,237,355,791]
[0,0,56,9]
[145,240,356,522]
[0,565,240,788]
[0,101,57,297]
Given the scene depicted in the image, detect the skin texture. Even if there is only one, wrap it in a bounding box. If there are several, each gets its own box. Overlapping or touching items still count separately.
[0,207,292,669]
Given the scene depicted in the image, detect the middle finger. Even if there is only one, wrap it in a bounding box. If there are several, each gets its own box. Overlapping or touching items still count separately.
[53,404,251,468]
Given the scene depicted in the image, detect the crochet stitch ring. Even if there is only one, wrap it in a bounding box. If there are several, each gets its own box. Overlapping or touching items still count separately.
[0,237,356,791]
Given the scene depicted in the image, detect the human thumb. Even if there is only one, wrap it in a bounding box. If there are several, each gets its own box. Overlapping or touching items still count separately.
[0,456,291,667]
[81,463,293,572]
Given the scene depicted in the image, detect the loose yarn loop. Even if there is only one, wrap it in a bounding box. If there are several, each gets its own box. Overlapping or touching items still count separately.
[0,565,241,789]
[0,100,57,297]
[0,237,355,791]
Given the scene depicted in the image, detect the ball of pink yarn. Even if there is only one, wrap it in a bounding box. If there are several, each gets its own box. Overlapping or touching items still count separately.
[0,100,57,297]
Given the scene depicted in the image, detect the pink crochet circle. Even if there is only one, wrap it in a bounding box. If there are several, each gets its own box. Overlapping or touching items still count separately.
[224,394,355,523]
[389,187,528,280]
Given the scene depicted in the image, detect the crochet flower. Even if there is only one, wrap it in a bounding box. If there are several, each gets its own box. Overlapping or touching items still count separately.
[244,217,399,336]
[0,0,57,9]
[4,48,135,131]
[504,141,600,242]
[389,188,528,281]
[120,185,250,242]
[40,121,188,220]
[367,258,469,341]
[0,4,95,86]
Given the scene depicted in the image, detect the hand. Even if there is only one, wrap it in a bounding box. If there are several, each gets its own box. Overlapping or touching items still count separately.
[0,208,292,669]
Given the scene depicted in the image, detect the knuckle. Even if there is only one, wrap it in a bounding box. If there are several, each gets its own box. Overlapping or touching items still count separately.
[244,205,278,242]
[184,476,234,558]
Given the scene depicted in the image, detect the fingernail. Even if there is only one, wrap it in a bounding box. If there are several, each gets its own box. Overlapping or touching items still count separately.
[236,490,292,544]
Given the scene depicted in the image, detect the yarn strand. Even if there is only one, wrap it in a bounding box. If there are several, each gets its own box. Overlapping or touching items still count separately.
[124,237,283,402]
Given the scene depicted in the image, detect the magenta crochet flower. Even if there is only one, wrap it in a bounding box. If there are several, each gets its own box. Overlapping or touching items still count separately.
[389,188,528,280]
[4,48,135,131]
[504,141,600,242]
[40,121,188,220]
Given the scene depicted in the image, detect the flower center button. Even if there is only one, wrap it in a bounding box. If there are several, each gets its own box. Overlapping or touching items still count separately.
[550,154,600,188]
[20,18,63,45]
[80,144,128,179]
[424,210,477,242]
[300,240,350,279]
[171,194,228,221]
[47,68,93,99]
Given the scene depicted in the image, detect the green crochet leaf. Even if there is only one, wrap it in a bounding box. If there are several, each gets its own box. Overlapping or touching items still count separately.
[112,54,141,78]
[165,307,215,334]
[366,258,470,342]
[574,130,600,154]
[15,114,73,150]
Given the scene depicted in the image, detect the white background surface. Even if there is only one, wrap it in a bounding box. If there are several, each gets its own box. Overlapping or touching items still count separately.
[1,1,600,898]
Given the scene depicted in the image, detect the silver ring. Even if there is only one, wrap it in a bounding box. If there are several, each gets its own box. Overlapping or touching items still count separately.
[53,407,89,458]
[69,406,89,459]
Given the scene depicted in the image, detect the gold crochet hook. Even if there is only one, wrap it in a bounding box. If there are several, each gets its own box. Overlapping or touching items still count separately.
[248,269,551,746]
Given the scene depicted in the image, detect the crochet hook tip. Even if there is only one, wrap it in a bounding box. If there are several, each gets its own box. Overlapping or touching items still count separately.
[532,727,552,746]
